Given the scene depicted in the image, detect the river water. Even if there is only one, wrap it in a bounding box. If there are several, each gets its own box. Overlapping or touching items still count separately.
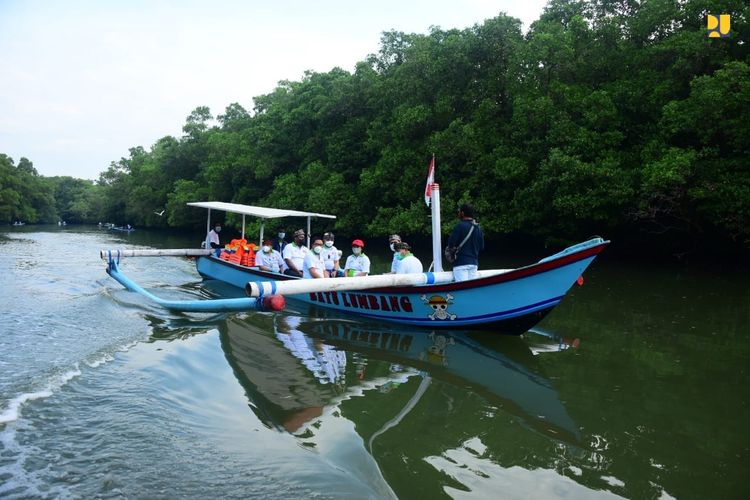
[0,225,747,499]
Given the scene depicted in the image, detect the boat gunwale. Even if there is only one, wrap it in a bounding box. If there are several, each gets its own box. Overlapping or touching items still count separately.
[199,240,609,293]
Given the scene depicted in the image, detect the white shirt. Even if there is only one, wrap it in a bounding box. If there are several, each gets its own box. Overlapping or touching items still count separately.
[321,244,340,271]
[344,253,370,276]
[206,229,220,248]
[303,251,325,279]
[396,254,423,274]
[255,249,286,273]
[282,243,308,272]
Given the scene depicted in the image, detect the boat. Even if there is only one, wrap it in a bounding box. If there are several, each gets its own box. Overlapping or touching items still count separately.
[187,197,608,334]
[12,221,25,226]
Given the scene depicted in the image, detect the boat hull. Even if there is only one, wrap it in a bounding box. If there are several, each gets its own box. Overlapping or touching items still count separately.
[196,239,607,334]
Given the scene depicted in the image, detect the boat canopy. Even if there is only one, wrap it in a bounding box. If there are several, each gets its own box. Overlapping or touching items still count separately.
[187,202,335,220]
[188,201,336,246]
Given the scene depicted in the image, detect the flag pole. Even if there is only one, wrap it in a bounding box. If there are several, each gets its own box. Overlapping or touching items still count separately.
[431,161,443,272]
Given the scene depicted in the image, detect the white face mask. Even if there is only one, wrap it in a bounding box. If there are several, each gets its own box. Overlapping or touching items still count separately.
[324,241,333,248]
[278,232,285,239]
[262,245,271,253]
[352,247,362,255]
[313,245,323,255]
[215,226,221,233]
[390,243,396,252]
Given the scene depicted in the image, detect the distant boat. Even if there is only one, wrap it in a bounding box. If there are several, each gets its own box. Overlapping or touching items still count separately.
[111,225,135,232]
[12,221,25,226]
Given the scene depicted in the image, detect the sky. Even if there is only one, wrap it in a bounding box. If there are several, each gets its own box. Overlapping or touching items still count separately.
[0,0,548,180]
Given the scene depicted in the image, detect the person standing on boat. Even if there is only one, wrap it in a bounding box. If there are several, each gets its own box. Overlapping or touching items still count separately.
[206,222,222,250]
[321,232,342,277]
[447,204,484,282]
[344,239,370,277]
[387,234,402,274]
[282,229,308,277]
[272,229,287,253]
[256,238,287,274]
[394,242,423,274]
[303,237,326,279]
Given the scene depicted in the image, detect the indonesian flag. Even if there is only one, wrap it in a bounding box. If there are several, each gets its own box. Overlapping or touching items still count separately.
[424,155,435,207]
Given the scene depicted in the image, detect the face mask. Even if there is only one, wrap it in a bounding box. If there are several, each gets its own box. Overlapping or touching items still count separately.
[278,232,285,239]
[352,247,362,255]
[313,246,322,254]
[262,245,271,253]
[215,226,221,233]
[389,243,395,252]
[397,252,405,260]
[324,241,333,248]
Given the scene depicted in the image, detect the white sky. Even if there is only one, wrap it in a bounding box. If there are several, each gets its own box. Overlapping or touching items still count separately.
[0,0,547,180]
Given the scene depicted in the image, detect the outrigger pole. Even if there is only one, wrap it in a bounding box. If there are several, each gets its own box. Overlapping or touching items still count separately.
[104,252,285,313]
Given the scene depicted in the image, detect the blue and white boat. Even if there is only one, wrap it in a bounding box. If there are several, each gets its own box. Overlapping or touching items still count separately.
[188,198,609,334]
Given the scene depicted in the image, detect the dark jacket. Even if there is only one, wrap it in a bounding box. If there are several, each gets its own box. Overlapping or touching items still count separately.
[447,219,484,267]
[272,237,287,254]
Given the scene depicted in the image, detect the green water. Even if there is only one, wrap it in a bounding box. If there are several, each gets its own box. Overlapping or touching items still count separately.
[1,225,748,499]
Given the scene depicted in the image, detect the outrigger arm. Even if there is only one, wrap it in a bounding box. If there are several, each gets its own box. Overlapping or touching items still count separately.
[103,251,285,313]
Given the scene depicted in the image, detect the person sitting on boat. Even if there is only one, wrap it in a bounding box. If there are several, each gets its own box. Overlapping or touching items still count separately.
[344,239,370,277]
[321,232,343,278]
[447,203,484,282]
[256,238,287,274]
[205,222,222,250]
[282,229,308,277]
[303,237,326,279]
[272,229,287,254]
[387,234,402,274]
[394,242,423,274]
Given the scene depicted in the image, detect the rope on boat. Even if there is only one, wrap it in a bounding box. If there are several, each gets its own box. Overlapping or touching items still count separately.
[105,256,284,313]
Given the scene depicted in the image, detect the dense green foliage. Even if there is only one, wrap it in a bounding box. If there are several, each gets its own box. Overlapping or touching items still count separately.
[2,0,748,253]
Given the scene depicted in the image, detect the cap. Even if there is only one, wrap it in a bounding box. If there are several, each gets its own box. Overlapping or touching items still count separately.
[395,241,410,250]
[352,239,365,248]
[293,228,305,237]
[323,232,334,240]
[389,234,401,242]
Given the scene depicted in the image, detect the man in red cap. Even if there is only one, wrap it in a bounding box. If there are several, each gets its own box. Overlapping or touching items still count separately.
[343,239,370,277]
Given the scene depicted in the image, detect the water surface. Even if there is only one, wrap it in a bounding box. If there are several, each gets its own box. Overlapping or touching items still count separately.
[0,225,747,499]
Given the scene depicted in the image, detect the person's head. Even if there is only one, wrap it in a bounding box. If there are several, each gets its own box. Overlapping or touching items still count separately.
[458,204,475,219]
[312,238,324,254]
[389,234,401,252]
[323,232,335,247]
[262,238,273,253]
[214,222,222,233]
[277,229,286,239]
[351,239,365,255]
[293,228,305,244]
[395,241,411,258]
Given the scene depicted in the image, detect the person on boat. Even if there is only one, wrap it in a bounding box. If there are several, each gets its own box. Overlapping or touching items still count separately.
[272,229,287,254]
[206,222,222,250]
[303,237,326,279]
[394,242,423,274]
[256,238,287,274]
[447,203,484,282]
[321,232,343,278]
[282,229,308,277]
[344,239,370,277]
[387,234,402,274]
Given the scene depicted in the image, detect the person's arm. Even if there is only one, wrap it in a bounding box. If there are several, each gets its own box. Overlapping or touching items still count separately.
[309,265,324,279]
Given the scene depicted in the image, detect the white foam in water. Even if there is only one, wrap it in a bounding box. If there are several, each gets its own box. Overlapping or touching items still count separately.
[0,365,82,425]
